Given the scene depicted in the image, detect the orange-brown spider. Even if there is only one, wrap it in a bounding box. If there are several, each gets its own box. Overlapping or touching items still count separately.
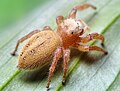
[11,3,108,90]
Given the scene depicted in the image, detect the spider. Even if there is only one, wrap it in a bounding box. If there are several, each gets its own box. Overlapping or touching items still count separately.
[11,3,108,90]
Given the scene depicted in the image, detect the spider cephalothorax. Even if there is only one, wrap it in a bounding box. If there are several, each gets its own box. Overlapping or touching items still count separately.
[60,18,85,34]
[56,17,90,49]
[11,3,107,90]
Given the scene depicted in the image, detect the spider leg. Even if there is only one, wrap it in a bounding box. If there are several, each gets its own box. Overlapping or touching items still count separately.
[43,26,52,31]
[76,44,108,54]
[78,33,104,44]
[68,3,96,19]
[11,30,40,56]
[46,47,62,89]
[56,16,64,26]
[62,49,70,85]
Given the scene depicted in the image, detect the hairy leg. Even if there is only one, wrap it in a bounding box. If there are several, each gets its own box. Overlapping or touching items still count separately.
[78,33,104,44]
[76,44,108,54]
[11,30,40,56]
[69,3,96,19]
[46,47,62,89]
[56,16,64,26]
[62,49,70,85]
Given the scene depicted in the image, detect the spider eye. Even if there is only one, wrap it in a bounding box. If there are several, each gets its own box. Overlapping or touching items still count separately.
[77,22,79,25]
[71,31,74,34]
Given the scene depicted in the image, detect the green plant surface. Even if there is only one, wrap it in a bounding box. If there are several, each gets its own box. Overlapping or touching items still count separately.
[0,0,47,30]
[0,0,120,91]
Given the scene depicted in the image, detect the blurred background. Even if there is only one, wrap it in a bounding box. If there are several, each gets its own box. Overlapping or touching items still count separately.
[0,0,47,31]
[0,0,120,91]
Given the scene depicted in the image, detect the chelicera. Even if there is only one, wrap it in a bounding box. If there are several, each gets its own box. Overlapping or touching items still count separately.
[11,3,108,90]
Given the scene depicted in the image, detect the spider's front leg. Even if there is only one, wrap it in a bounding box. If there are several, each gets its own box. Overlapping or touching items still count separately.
[68,3,96,19]
[76,44,108,54]
[79,33,105,45]
[11,30,40,56]
[46,47,62,89]
[62,49,70,85]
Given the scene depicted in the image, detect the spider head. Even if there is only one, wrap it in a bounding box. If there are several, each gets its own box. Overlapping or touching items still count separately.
[60,18,85,35]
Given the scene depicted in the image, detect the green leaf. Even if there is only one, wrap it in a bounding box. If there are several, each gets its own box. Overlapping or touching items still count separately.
[0,0,120,91]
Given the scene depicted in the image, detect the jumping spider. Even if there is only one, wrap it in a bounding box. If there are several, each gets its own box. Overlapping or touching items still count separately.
[11,3,108,90]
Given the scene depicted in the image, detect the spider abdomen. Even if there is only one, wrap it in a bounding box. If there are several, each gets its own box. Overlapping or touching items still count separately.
[18,31,61,70]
